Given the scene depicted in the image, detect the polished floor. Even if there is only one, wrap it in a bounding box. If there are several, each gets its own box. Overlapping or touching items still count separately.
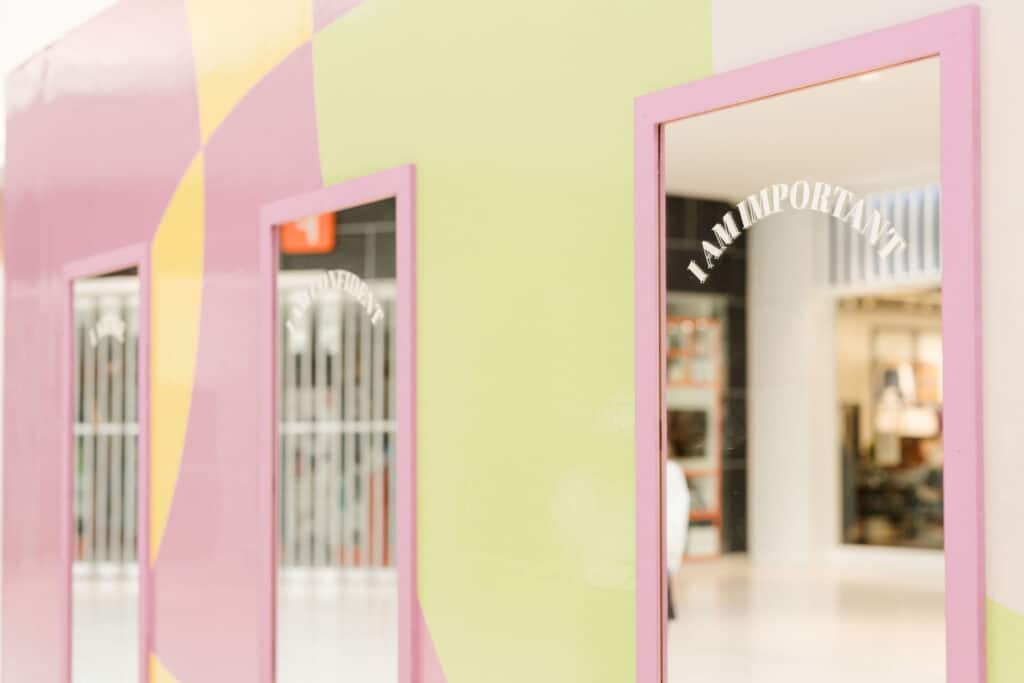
[668,557,946,683]
[66,557,945,682]
[277,570,398,683]
[73,569,139,683]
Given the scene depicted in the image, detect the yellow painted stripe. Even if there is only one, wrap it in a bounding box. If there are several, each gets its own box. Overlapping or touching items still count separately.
[150,653,179,683]
[185,0,313,142]
[150,152,205,565]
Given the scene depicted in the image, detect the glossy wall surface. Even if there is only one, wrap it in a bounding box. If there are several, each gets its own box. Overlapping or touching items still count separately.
[3,0,1023,682]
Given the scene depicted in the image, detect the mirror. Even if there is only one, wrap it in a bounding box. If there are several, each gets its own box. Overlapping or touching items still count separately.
[72,267,140,682]
[275,199,398,682]
[661,58,945,682]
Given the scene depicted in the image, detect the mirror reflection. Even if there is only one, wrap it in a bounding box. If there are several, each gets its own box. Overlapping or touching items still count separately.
[72,267,140,683]
[662,58,945,682]
[275,199,398,683]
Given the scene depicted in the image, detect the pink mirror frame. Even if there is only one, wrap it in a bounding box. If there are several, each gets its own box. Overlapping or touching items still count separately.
[633,7,983,683]
[61,242,153,683]
[258,164,420,683]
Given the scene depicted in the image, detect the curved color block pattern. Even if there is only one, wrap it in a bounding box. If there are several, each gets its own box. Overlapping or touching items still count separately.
[150,152,206,567]
[150,43,322,682]
[988,599,1024,682]
[150,653,181,683]
[419,606,448,683]
[314,0,367,32]
[184,0,313,142]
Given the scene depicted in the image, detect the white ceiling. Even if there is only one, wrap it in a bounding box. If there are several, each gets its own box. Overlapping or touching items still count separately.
[664,57,940,203]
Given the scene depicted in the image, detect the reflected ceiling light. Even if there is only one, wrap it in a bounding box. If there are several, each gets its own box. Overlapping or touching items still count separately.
[858,72,883,83]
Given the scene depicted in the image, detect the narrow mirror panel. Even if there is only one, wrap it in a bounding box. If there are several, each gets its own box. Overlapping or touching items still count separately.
[72,267,140,683]
[276,199,398,683]
[661,58,945,683]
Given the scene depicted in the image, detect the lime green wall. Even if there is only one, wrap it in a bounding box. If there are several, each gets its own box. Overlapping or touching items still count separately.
[988,599,1024,682]
[313,2,711,679]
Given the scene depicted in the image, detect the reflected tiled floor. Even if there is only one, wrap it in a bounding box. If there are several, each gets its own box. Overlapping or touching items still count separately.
[68,558,944,683]
[668,556,946,683]
[73,570,138,683]
[277,570,398,683]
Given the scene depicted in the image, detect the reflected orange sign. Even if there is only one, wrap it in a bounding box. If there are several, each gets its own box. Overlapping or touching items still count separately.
[281,213,335,254]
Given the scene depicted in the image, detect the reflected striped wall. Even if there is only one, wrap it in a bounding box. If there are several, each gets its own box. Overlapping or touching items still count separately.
[828,184,941,286]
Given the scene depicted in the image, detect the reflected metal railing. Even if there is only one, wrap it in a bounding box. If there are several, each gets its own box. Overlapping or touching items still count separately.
[278,272,397,570]
[71,273,398,572]
[73,277,140,569]
[828,184,942,286]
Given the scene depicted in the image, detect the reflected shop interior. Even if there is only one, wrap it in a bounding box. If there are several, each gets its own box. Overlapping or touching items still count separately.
[661,58,945,683]
[276,199,399,683]
[72,267,141,683]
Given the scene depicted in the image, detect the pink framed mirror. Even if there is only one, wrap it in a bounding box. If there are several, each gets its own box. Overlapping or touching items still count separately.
[259,165,432,683]
[634,7,982,683]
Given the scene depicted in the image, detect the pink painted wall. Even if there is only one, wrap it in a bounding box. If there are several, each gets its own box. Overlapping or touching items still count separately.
[2,2,446,679]
[3,2,199,679]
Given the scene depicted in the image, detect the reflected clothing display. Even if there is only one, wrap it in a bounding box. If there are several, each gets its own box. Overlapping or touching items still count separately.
[837,298,944,550]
